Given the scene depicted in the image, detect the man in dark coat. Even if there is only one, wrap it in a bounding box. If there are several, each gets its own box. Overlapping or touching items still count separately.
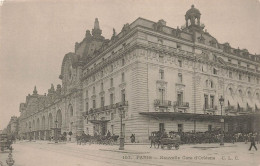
[249,133,257,151]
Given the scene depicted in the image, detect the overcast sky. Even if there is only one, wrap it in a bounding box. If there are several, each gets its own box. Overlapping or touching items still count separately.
[0,0,259,129]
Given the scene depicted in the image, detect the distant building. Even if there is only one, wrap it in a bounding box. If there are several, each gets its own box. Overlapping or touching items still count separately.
[15,5,260,142]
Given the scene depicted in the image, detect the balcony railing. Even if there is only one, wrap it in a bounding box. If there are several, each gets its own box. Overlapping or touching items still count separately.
[225,106,235,113]
[204,105,217,111]
[173,101,189,108]
[154,99,172,107]
[87,101,128,115]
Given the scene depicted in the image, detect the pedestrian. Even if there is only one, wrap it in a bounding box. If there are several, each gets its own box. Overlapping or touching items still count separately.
[130,134,135,143]
[249,133,257,151]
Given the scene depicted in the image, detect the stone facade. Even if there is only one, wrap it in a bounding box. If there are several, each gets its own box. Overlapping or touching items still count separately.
[15,5,260,143]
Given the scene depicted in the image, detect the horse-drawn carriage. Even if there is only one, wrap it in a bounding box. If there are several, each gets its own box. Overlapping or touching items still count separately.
[150,131,181,150]
[0,134,12,152]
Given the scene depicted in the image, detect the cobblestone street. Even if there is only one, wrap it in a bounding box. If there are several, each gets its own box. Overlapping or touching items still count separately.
[0,141,259,166]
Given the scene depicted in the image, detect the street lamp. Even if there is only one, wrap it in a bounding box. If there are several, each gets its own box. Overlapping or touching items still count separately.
[219,95,224,146]
[29,126,32,141]
[118,104,125,150]
[55,119,58,143]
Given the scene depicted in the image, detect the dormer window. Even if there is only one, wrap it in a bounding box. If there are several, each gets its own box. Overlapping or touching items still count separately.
[159,69,164,80]
[229,72,232,78]
[178,60,182,67]
[213,68,217,75]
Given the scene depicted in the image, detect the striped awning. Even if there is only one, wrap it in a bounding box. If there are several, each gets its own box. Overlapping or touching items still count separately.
[225,95,236,107]
[246,98,254,108]
[254,100,260,109]
[236,96,246,108]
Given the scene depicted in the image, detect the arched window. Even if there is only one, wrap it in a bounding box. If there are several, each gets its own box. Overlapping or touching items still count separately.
[256,93,260,100]
[69,106,73,117]
[210,80,213,88]
[229,88,233,96]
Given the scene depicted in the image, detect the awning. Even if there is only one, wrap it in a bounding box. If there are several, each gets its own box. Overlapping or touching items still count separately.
[254,100,260,109]
[139,112,255,121]
[235,96,246,109]
[225,95,236,107]
[246,98,254,108]
[89,120,110,124]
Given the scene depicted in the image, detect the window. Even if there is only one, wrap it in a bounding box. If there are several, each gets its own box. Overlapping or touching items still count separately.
[122,58,125,66]
[177,92,183,105]
[229,71,232,78]
[210,80,213,88]
[93,86,95,94]
[177,44,181,49]
[210,95,214,108]
[159,123,164,132]
[247,64,250,68]
[238,61,241,66]
[111,125,114,134]
[93,100,96,109]
[228,58,231,63]
[248,76,251,82]
[121,89,126,102]
[111,113,114,120]
[213,68,217,75]
[159,55,163,63]
[178,73,182,83]
[178,124,183,132]
[101,97,105,107]
[204,94,208,109]
[110,78,113,87]
[239,74,242,80]
[208,125,212,131]
[101,70,104,77]
[101,82,104,91]
[159,69,164,80]
[178,60,182,67]
[110,93,114,105]
[121,73,125,82]
[159,88,165,102]
[256,93,260,100]
[85,102,89,112]
[86,90,88,98]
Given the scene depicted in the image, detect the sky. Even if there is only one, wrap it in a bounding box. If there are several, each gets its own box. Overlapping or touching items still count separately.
[0,0,259,130]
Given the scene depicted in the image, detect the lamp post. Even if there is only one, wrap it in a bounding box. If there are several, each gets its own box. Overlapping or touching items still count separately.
[118,104,125,150]
[54,119,58,143]
[29,126,32,142]
[219,96,224,146]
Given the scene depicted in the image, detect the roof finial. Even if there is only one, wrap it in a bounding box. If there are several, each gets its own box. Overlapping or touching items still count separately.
[33,86,38,95]
[94,18,100,30]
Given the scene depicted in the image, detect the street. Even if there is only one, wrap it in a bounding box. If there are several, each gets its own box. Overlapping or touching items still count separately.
[0,141,259,166]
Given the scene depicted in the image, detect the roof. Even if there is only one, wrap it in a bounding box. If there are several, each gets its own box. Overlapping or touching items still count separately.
[139,112,259,121]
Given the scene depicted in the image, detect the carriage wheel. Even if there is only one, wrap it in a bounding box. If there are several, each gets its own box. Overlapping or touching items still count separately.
[167,145,172,150]
[175,143,179,150]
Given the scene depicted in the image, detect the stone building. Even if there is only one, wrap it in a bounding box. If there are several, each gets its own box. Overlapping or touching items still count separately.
[17,5,260,143]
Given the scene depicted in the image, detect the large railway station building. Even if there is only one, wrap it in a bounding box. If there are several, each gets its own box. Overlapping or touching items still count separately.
[16,5,260,143]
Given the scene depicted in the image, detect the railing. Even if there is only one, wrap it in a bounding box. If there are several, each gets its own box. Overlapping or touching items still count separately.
[173,101,189,108]
[247,68,255,72]
[225,106,235,112]
[87,101,128,115]
[154,99,172,107]
[203,105,217,111]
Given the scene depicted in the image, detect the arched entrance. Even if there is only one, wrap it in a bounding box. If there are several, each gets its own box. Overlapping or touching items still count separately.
[42,116,46,140]
[36,118,40,140]
[56,110,62,139]
[47,113,53,140]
